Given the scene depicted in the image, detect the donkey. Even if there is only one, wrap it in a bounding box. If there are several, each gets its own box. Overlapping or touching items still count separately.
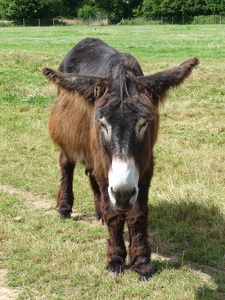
[42,37,199,280]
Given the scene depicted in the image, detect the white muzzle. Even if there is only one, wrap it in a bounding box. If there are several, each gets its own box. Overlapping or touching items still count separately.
[108,157,139,211]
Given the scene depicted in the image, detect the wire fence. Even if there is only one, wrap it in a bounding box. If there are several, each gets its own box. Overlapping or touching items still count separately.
[0,15,225,27]
[0,16,109,27]
[120,14,225,25]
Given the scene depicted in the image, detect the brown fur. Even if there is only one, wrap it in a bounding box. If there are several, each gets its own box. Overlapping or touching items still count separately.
[49,91,94,168]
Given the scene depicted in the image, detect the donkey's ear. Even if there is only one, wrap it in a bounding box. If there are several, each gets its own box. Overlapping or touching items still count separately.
[42,68,110,101]
[137,57,199,103]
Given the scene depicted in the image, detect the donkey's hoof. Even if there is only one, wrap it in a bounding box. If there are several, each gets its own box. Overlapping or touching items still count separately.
[106,258,126,275]
[133,261,155,281]
[58,210,71,220]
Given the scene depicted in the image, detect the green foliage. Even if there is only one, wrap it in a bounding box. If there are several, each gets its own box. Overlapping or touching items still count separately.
[142,0,225,21]
[193,14,225,23]
[1,0,225,21]
[78,5,97,19]
[142,0,162,19]
[0,0,143,20]
[132,6,143,18]
[0,0,61,19]
[121,17,159,25]
[58,0,84,18]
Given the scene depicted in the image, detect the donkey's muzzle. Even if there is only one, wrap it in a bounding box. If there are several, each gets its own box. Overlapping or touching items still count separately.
[110,187,138,212]
[108,157,139,211]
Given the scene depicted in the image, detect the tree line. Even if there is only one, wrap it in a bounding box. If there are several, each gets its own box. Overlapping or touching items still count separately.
[0,0,224,22]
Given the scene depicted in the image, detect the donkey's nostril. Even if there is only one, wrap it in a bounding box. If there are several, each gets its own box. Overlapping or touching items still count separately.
[130,187,136,197]
[111,187,116,197]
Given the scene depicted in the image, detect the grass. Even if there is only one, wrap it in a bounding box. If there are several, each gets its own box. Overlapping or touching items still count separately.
[0,25,225,299]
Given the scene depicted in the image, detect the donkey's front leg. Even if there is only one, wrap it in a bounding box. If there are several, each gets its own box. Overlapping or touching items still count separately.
[88,172,102,221]
[127,205,154,280]
[57,151,75,219]
[126,173,154,281]
[103,208,127,275]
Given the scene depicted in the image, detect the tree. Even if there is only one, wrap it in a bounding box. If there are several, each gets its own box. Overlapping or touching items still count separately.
[142,0,161,18]
[93,0,143,20]
[58,0,84,17]
[184,0,210,16]
[0,0,59,19]
[160,0,188,21]
[78,4,96,19]
[0,0,41,19]
[0,0,83,19]
[205,0,225,13]
[2,0,223,22]
[141,0,225,21]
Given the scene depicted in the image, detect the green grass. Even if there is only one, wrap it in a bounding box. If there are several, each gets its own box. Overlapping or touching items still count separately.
[0,25,225,299]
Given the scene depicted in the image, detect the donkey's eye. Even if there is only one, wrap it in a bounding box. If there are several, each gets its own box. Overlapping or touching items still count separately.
[100,122,108,134]
[98,117,111,138]
[135,118,149,138]
[138,122,148,134]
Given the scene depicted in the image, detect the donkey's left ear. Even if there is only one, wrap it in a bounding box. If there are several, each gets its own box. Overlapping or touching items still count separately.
[137,57,199,103]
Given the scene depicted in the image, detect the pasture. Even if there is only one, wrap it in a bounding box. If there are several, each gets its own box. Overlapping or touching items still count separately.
[0,25,225,299]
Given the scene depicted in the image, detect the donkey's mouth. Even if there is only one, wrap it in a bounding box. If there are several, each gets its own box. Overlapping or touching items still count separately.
[115,206,132,213]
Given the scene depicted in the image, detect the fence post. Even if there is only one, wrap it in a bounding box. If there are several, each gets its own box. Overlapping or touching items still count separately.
[23,18,25,26]
[38,19,40,26]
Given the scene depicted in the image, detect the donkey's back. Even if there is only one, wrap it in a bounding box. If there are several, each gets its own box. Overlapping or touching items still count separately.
[59,37,143,77]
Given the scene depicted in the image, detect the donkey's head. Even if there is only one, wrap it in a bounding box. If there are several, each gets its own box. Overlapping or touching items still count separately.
[42,57,199,212]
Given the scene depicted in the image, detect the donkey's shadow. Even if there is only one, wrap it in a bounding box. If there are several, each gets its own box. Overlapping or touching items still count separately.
[69,197,225,298]
[148,200,225,299]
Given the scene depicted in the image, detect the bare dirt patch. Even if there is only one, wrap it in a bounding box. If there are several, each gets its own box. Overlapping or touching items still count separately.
[0,184,54,212]
[0,269,21,300]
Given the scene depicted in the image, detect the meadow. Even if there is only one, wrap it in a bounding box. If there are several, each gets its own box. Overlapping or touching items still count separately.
[0,25,224,299]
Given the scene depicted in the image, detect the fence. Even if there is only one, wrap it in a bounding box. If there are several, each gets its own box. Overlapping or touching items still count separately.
[120,15,225,25]
[0,16,109,27]
[0,15,225,27]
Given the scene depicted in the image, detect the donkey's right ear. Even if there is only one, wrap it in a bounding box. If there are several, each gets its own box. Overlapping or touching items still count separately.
[42,67,110,101]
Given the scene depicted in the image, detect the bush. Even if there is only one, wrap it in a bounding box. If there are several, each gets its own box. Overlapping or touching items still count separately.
[192,15,224,24]
[119,17,160,25]
[0,20,14,27]
[77,5,96,20]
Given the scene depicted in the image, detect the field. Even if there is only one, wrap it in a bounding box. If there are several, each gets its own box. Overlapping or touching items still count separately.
[0,25,224,299]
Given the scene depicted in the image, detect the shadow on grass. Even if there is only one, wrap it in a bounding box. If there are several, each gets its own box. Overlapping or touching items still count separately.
[67,198,225,298]
[149,200,225,300]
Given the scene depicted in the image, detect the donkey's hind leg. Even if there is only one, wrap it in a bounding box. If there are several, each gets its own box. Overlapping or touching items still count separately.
[57,151,75,219]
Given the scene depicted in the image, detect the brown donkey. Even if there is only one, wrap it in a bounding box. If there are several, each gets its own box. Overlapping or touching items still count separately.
[42,38,199,280]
